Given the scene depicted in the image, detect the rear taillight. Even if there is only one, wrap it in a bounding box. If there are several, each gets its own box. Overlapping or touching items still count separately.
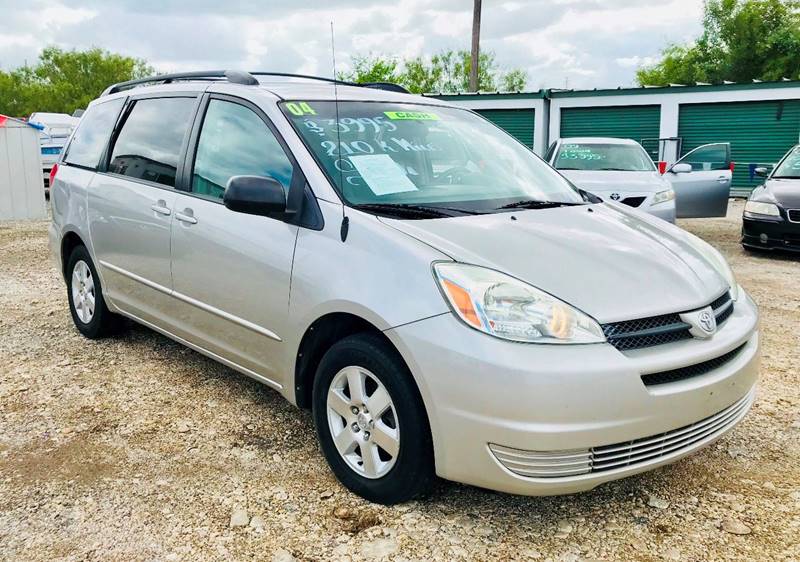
[49,162,58,186]
[730,162,735,172]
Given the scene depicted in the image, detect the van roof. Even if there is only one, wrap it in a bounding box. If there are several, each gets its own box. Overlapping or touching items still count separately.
[99,70,453,108]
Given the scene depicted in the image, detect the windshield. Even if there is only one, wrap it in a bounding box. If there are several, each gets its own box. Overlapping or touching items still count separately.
[554,143,655,172]
[281,101,583,214]
[772,146,800,179]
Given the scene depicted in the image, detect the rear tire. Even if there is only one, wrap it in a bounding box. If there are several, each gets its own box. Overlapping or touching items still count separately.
[312,333,435,504]
[66,245,125,339]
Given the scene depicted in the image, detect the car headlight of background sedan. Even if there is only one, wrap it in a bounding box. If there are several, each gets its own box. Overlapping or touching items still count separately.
[652,189,675,205]
[744,200,781,217]
[433,263,606,344]
[684,233,740,301]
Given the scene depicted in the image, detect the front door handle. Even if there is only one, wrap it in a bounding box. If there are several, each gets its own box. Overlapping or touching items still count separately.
[717,176,728,183]
[175,210,198,225]
[151,200,171,216]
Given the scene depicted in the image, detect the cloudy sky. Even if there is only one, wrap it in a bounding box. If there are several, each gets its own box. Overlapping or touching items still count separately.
[0,0,704,90]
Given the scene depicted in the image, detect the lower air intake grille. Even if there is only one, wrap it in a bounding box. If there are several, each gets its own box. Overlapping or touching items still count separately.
[641,343,746,386]
[489,390,754,478]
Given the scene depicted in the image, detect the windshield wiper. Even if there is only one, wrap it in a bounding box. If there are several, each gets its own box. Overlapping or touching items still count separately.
[597,167,635,171]
[496,199,584,210]
[352,203,461,219]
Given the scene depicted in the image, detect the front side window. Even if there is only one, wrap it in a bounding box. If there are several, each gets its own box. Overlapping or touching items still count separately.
[109,97,195,187]
[192,99,294,200]
[678,143,730,172]
[281,101,583,214]
[772,146,800,179]
[554,143,655,172]
[63,98,125,169]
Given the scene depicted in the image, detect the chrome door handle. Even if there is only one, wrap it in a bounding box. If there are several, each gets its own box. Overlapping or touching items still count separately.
[717,176,728,183]
[175,212,197,225]
[151,204,171,216]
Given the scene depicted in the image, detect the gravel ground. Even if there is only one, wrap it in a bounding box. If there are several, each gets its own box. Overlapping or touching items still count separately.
[1,199,799,561]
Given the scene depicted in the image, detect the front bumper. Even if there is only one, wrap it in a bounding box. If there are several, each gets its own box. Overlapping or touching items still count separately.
[386,290,759,496]
[742,213,800,252]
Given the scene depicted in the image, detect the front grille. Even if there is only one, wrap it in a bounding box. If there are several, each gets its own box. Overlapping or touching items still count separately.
[788,209,800,223]
[621,196,646,208]
[641,343,746,386]
[490,390,754,478]
[602,292,733,351]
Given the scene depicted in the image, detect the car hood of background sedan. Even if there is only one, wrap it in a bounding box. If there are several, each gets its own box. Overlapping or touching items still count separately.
[759,178,800,207]
[559,170,670,196]
[380,203,727,324]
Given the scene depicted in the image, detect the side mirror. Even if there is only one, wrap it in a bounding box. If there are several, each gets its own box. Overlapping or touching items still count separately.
[223,175,286,217]
[670,163,692,174]
[754,167,769,178]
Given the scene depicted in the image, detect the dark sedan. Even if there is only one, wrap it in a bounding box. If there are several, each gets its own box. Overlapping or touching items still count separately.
[742,145,800,253]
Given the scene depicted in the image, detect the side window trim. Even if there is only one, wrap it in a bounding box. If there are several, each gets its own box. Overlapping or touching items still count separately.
[182,93,309,220]
[62,95,127,171]
[100,92,203,191]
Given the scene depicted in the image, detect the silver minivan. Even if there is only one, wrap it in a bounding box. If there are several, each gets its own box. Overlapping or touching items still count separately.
[49,71,759,504]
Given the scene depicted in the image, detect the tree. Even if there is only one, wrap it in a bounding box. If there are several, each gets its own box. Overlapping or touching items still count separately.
[637,0,800,86]
[336,54,401,84]
[339,49,527,94]
[0,47,153,117]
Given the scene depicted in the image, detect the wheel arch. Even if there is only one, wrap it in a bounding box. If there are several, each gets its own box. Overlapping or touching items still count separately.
[60,230,87,280]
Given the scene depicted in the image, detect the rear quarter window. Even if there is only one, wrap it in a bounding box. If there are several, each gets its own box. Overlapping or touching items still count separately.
[63,97,125,169]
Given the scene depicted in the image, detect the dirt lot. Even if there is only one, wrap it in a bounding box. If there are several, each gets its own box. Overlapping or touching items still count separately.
[1,199,798,561]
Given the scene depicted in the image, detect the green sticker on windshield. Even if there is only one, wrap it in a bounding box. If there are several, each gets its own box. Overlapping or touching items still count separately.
[384,111,440,121]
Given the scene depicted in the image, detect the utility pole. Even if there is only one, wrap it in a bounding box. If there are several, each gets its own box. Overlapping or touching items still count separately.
[469,0,482,92]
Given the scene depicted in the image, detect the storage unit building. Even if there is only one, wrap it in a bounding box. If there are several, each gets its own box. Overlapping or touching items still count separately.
[0,115,47,221]
[678,99,800,192]
[559,105,661,159]
[427,91,548,154]
[432,80,800,196]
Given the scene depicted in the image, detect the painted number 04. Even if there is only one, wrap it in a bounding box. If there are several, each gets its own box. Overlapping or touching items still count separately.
[286,102,317,116]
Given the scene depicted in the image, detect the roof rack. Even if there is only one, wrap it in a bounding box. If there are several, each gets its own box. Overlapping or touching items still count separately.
[101,70,410,96]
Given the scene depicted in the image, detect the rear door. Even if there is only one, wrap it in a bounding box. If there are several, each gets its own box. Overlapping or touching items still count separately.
[667,143,731,218]
[168,95,301,386]
[88,94,198,327]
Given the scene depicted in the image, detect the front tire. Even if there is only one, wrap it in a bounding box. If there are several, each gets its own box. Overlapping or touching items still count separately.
[312,333,434,504]
[66,245,125,339]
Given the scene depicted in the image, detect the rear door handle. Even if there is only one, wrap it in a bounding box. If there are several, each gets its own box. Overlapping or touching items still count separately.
[175,211,198,225]
[151,201,171,216]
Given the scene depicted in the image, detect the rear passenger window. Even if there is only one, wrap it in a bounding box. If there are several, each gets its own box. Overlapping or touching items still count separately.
[109,97,195,188]
[63,97,125,169]
[192,99,294,201]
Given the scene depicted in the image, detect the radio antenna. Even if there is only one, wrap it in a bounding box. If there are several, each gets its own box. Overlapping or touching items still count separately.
[331,21,349,242]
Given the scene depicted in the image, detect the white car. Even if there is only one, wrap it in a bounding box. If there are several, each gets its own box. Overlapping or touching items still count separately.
[546,137,677,222]
[29,112,80,191]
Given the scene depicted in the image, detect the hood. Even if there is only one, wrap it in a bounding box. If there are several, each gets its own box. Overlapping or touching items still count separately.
[762,178,800,208]
[559,170,669,196]
[380,204,727,323]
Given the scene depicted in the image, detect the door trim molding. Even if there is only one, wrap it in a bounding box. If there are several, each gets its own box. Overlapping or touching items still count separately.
[116,308,284,392]
[99,260,283,342]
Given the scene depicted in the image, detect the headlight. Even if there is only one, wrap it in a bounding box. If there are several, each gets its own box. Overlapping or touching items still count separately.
[652,189,675,204]
[744,201,780,217]
[684,233,739,301]
[433,263,605,344]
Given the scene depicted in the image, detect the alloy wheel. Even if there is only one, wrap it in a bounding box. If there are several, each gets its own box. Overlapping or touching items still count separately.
[326,366,400,479]
[71,260,96,324]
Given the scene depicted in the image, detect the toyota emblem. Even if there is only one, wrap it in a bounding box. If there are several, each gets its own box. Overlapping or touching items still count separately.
[698,310,715,333]
[610,193,621,201]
